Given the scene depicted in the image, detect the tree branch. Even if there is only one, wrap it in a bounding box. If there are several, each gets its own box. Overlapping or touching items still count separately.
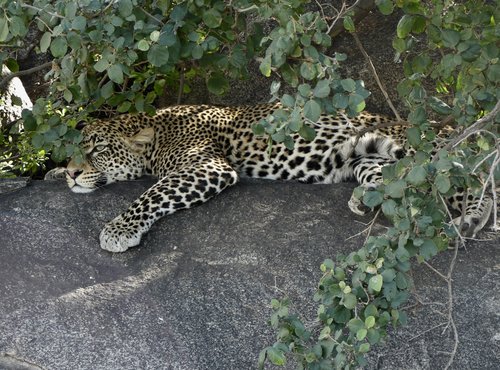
[328,0,376,38]
[0,62,53,91]
[352,31,401,121]
[444,100,500,152]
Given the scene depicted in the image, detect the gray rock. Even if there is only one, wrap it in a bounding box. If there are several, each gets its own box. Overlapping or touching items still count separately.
[0,179,498,369]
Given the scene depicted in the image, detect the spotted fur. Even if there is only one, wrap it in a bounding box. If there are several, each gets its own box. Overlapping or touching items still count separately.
[65,104,492,252]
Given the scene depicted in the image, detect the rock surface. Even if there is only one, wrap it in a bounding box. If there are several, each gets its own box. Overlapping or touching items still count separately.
[0,179,498,369]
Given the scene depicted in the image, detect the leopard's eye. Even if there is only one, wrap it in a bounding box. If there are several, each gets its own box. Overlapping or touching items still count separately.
[93,144,107,153]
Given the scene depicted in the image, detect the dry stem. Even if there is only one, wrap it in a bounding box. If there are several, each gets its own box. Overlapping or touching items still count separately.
[352,32,401,121]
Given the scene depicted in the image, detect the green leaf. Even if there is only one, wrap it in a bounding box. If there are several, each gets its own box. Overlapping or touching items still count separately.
[107,65,124,84]
[419,239,438,259]
[257,348,267,370]
[365,316,376,329]
[359,343,370,353]
[381,268,396,283]
[363,191,383,208]
[298,83,311,97]
[348,319,364,333]
[429,97,452,115]
[441,29,461,48]
[376,0,394,15]
[65,3,78,19]
[32,133,45,148]
[300,62,316,80]
[397,15,415,38]
[119,0,133,17]
[408,106,426,124]
[299,125,316,141]
[381,199,397,217]
[191,45,203,60]
[341,78,356,92]
[357,328,367,341]
[72,16,87,31]
[343,16,355,32]
[435,173,451,194]
[101,81,114,99]
[267,347,286,366]
[203,9,222,28]
[385,180,406,198]
[252,123,265,136]
[406,127,421,147]
[40,32,51,53]
[348,94,366,113]
[332,93,349,109]
[10,16,27,37]
[0,17,9,42]
[148,45,170,67]
[313,80,331,98]
[368,274,383,292]
[304,99,321,123]
[406,165,427,185]
[50,37,68,58]
[137,39,150,51]
[343,293,357,309]
[259,57,271,77]
[94,58,109,73]
[367,328,381,344]
[281,94,295,108]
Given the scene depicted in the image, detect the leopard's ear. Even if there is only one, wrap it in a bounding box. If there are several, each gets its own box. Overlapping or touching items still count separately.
[126,127,154,153]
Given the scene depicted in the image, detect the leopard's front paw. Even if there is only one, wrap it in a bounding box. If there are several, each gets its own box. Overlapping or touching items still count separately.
[348,193,371,216]
[99,216,142,252]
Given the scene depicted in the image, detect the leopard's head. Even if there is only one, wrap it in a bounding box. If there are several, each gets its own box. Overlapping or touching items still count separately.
[66,121,154,193]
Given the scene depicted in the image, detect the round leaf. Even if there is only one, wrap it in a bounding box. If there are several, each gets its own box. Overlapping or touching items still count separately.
[304,99,321,123]
[148,45,170,67]
[368,274,383,292]
[107,64,124,84]
[203,9,222,28]
[50,37,68,58]
[407,165,427,186]
[313,80,331,98]
[435,174,451,193]
[343,293,357,309]
[365,316,375,329]
[40,32,51,53]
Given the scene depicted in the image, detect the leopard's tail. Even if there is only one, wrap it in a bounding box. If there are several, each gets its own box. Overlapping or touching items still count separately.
[337,133,405,162]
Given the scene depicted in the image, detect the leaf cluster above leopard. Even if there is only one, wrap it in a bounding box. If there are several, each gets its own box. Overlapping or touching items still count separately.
[65,104,493,252]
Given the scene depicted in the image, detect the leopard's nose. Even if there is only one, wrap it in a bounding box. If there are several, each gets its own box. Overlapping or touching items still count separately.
[67,169,83,179]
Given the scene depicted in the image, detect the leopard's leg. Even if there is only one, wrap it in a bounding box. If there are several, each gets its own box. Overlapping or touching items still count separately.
[348,154,393,215]
[99,156,238,252]
[448,191,493,237]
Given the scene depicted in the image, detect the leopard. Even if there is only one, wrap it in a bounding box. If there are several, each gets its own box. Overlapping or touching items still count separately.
[65,104,494,252]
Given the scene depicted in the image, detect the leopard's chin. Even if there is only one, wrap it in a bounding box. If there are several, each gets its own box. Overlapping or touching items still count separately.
[70,185,97,194]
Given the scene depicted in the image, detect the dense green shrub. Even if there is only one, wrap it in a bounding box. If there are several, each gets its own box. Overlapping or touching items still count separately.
[259,0,499,368]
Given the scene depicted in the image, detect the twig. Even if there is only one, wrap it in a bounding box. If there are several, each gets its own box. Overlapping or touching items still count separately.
[0,61,53,91]
[345,208,382,242]
[441,99,500,154]
[20,3,65,19]
[422,261,448,281]
[328,0,376,38]
[408,322,447,342]
[140,7,164,25]
[352,32,402,121]
[439,193,466,248]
